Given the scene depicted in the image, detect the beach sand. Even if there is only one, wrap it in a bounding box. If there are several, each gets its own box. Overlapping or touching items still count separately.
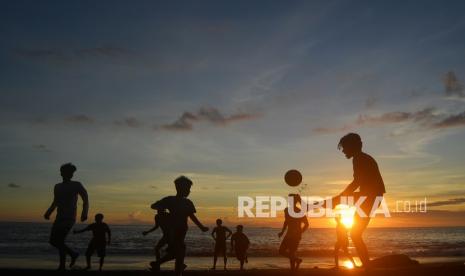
[1,262,465,276]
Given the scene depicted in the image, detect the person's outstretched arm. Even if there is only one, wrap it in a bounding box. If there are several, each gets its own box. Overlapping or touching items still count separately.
[189,214,209,232]
[73,225,90,234]
[341,179,359,196]
[143,225,158,236]
[78,183,89,222]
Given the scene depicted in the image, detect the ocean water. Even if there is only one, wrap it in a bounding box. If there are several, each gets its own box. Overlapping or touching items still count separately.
[0,222,464,270]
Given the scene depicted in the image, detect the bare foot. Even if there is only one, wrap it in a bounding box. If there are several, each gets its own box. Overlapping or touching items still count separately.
[295,258,302,270]
[69,253,79,268]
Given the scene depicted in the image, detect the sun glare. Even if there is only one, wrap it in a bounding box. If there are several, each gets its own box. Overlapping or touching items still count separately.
[343,260,354,269]
[335,204,355,229]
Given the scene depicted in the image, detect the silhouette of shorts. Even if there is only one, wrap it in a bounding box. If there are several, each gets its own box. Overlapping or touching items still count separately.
[49,219,75,245]
[282,234,301,252]
[86,239,106,257]
[214,240,227,255]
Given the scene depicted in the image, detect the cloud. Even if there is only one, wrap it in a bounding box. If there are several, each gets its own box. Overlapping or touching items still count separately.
[162,112,198,131]
[443,71,464,97]
[433,111,465,129]
[313,125,353,134]
[14,48,63,59]
[114,117,143,128]
[428,198,465,207]
[7,183,20,188]
[312,108,465,133]
[356,108,435,125]
[65,115,95,124]
[128,210,142,222]
[13,46,129,63]
[162,107,258,131]
[32,144,51,152]
[75,47,129,58]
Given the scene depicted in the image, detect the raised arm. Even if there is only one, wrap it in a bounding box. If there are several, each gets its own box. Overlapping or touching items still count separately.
[78,183,89,222]
[189,214,209,232]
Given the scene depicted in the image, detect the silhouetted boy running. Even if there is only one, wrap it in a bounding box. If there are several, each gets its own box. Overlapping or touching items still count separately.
[211,218,232,270]
[150,176,209,275]
[44,163,89,270]
[323,133,386,268]
[278,194,308,270]
[334,216,356,269]
[230,225,250,270]
[142,209,170,260]
[73,213,111,271]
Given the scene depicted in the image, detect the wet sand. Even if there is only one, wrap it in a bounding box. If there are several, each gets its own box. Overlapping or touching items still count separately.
[1,262,465,276]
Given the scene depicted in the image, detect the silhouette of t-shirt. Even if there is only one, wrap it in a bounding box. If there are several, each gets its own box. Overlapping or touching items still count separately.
[155,212,170,233]
[152,196,196,231]
[231,232,250,250]
[213,226,230,242]
[284,208,307,238]
[53,181,87,221]
[84,222,110,245]
[353,152,386,196]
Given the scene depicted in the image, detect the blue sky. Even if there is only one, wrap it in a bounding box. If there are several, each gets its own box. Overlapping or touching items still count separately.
[1,0,465,225]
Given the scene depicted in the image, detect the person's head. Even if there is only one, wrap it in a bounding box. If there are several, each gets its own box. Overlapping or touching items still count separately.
[216,219,222,226]
[338,133,362,158]
[174,175,193,197]
[236,225,243,233]
[60,163,77,181]
[95,213,104,223]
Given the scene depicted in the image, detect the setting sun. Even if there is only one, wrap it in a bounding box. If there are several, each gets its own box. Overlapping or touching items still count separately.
[335,204,355,229]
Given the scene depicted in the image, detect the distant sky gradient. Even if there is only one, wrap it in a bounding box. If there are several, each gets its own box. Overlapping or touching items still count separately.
[1,0,465,227]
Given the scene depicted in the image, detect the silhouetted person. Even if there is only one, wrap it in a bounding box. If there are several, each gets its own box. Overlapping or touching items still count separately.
[324,133,386,268]
[150,176,209,275]
[211,218,232,270]
[142,209,170,260]
[73,213,111,271]
[230,225,250,270]
[278,194,309,270]
[44,163,89,270]
[334,216,356,269]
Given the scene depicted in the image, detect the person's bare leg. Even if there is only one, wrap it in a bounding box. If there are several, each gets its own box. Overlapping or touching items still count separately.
[240,260,244,270]
[212,253,217,269]
[99,256,104,271]
[334,243,340,268]
[85,254,91,270]
[343,248,356,267]
[223,249,227,270]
